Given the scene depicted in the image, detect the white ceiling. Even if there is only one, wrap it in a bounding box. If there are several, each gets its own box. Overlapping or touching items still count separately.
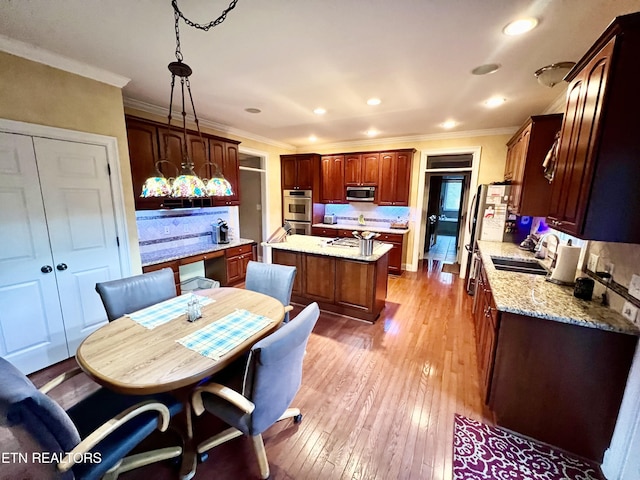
[1,0,639,149]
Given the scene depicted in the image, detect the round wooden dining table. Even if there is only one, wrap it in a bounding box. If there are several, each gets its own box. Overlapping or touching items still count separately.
[76,287,285,395]
[76,287,284,479]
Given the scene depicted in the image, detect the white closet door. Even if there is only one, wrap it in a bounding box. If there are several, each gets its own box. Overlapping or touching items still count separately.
[34,137,121,353]
[0,132,69,373]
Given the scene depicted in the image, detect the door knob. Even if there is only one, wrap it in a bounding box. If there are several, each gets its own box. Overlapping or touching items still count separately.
[41,265,53,273]
[56,263,68,271]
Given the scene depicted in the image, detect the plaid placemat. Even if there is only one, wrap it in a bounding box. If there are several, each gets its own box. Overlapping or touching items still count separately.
[126,294,214,329]
[177,309,274,360]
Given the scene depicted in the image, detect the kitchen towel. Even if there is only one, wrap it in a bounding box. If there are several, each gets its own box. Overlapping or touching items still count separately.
[550,244,582,284]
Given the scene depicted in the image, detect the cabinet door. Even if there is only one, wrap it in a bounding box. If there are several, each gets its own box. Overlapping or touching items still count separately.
[272,250,303,295]
[505,126,530,214]
[344,154,362,186]
[361,153,380,185]
[335,260,374,312]
[187,134,210,179]
[547,37,614,236]
[210,139,240,205]
[377,152,396,205]
[394,151,412,206]
[295,156,315,190]
[125,119,163,209]
[226,255,243,285]
[320,155,345,203]
[158,129,186,170]
[303,255,335,302]
[281,156,299,190]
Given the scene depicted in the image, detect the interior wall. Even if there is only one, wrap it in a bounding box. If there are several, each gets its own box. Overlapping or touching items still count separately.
[0,51,140,269]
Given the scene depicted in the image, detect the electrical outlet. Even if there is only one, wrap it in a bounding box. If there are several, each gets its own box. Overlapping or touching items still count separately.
[164,226,170,235]
[587,253,599,272]
[622,301,638,324]
[629,274,640,301]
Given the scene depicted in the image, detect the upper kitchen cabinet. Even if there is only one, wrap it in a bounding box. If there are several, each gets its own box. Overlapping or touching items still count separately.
[505,114,563,217]
[345,153,379,186]
[320,155,346,204]
[281,154,319,191]
[125,115,241,209]
[125,117,163,210]
[209,138,241,206]
[377,149,415,206]
[548,12,640,242]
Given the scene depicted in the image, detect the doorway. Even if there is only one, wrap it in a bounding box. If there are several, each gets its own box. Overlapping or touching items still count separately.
[238,152,266,260]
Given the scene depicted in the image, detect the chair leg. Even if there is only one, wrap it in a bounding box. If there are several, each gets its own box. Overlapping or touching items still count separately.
[251,434,270,480]
[197,426,244,455]
[277,407,301,422]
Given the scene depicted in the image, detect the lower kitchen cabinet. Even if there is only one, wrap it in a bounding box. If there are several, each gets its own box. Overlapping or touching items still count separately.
[473,259,638,462]
[303,255,336,302]
[143,260,182,294]
[205,243,256,286]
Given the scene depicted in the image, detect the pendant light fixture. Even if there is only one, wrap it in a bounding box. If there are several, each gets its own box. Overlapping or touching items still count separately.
[140,0,239,199]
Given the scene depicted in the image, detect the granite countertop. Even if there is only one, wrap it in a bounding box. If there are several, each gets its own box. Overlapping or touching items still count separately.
[264,234,393,262]
[141,238,255,267]
[477,240,639,336]
[311,223,409,235]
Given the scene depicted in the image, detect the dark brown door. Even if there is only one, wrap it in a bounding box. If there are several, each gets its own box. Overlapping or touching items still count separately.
[344,154,362,186]
[281,156,298,189]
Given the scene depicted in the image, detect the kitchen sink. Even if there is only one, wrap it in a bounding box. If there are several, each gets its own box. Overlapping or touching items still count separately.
[490,256,548,275]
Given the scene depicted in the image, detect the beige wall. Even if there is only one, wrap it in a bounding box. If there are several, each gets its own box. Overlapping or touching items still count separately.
[0,51,141,270]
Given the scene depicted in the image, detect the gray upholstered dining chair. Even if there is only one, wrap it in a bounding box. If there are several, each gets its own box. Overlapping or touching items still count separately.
[0,357,182,480]
[244,261,296,323]
[95,268,177,322]
[191,302,319,480]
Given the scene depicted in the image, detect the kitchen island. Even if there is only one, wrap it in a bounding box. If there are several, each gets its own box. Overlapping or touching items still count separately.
[265,234,393,323]
[474,240,639,462]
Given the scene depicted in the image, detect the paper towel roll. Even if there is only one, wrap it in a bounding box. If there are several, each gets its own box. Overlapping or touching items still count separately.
[550,244,582,284]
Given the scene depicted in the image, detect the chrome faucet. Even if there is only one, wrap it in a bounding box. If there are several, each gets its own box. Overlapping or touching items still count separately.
[535,233,560,268]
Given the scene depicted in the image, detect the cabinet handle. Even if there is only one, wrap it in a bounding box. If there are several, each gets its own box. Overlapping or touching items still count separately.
[56,263,68,271]
[41,265,53,273]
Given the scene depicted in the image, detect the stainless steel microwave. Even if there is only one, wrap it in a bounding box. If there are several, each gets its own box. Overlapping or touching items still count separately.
[346,186,375,202]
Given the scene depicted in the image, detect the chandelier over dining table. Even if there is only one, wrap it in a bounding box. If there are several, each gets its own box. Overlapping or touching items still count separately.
[140,0,240,199]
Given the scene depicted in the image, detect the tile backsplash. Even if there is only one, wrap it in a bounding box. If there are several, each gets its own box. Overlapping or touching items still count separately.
[136,206,240,255]
[324,203,410,228]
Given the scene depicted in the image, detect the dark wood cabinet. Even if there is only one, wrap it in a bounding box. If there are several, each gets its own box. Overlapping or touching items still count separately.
[548,13,640,242]
[377,150,414,206]
[377,232,404,274]
[125,115,241,210]
[320,155,346,204]
[210,138,240,206]
[504,114,563,217]
[345,153,379,186]
[204,243,256,286]
[303,255,336,302]
[311,227,338,237]
[142,260,181,294]
[281,154,318,191]
[472,259,499,403]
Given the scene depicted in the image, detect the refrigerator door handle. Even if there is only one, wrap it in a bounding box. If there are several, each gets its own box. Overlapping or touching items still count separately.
[467,192,477,235]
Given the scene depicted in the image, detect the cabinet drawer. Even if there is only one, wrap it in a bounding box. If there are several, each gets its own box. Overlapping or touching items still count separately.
[312,227,338,237]
[378,233,403,243]
[338,229,358,238]
[224,244,253,258]
[179,250,224,265]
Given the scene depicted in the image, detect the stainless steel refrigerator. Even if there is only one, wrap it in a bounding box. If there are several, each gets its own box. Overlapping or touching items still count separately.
[464,184,514,294]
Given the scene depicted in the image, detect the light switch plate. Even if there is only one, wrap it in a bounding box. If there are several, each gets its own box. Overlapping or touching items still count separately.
[622,301,639,324]
[629,274,640,301]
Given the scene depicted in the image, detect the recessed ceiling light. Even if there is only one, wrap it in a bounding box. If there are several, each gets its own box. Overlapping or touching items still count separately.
[485,97,506,108]
[367,98,381,106]
[503,17,538,36]
[365,129,379,137]
[308,135,318,142]
[313,107,326,115]
[441,120,457,129]
[244,107,261,114]
[471,63,501,75]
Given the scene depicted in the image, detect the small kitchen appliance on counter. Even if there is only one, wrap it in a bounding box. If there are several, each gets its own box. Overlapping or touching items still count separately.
[212,219,229,244]
[323,213,337,224]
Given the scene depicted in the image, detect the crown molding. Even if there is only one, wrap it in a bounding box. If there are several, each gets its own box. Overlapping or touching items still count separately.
[307,127,519,152]
[123,97,296,150]
[0,34,130,88]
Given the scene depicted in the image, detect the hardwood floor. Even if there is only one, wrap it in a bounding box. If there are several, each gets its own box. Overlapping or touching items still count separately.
[3,262,493,479]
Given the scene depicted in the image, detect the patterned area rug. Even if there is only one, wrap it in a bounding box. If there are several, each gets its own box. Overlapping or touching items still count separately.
[453,414,605,480]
